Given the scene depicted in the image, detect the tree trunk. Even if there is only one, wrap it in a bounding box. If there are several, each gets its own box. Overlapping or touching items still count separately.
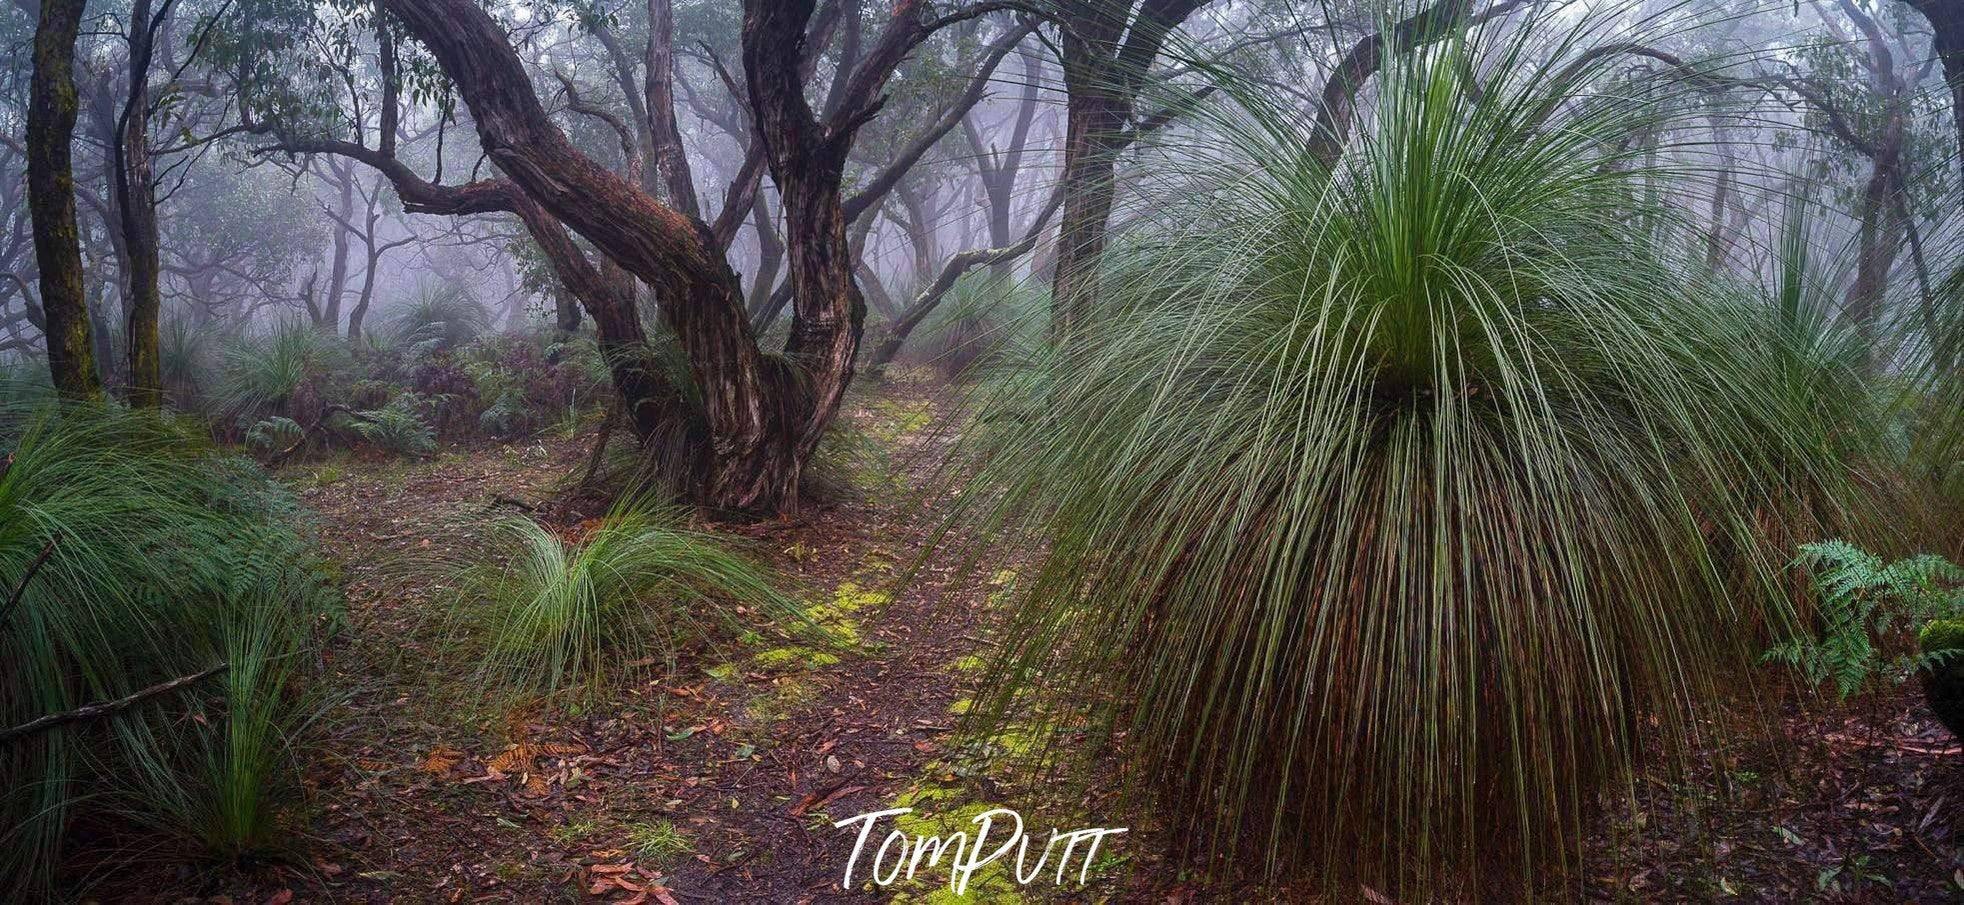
[348,228,381,342]
[551,285,582,334]
[117,0,164,407]
[1847,110,1907,352]
[27,0,97,398]
[962,47,1039,280]
[372,0,982,513]
[1902,0,1964,171]
[1049,0,1212,339]
[1050,86,1124,338]
[645,0,702,218]
[323,161,354,331]
[746,192,784,317]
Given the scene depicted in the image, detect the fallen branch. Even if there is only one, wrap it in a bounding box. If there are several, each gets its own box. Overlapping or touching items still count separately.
[489,494,540,513]
[577,406,622,491]
[0,533,58,628]
[0,663,228,745]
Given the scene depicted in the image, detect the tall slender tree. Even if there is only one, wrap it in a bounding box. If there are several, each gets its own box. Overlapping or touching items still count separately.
[26,0,98,398]
[114,0,166,406]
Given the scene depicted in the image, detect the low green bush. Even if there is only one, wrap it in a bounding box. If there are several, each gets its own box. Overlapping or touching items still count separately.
[446,497,801,701]
[0,402,335,894]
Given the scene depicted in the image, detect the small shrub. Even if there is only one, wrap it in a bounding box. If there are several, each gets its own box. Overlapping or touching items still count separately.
[388,283,492,352]
[448,498,800,699]
[214,320,350,428]
[244,416,303,454]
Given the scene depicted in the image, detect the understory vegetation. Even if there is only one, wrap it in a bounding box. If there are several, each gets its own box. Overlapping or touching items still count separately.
[0,404,334,893]
[7,0,1964,900]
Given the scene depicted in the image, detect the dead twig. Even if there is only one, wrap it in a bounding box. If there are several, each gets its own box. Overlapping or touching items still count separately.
[0,533,59,629]
[0,663,229,745]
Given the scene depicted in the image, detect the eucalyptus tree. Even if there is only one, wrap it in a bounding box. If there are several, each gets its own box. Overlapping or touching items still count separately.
[25,0,95,397]
[267,0,1030,514]
[1896,0,1963,167]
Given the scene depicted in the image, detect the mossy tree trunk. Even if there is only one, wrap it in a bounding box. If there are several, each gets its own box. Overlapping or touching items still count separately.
[115,0,164,407]
[27,0,98,399]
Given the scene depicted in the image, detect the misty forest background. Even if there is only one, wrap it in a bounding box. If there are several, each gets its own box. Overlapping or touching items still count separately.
[5,0,1964,901]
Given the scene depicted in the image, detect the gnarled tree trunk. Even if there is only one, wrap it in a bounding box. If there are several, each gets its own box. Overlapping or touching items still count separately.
[1049,0,1212,339]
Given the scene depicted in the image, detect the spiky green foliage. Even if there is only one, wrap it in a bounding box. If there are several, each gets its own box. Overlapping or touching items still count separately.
[1766,541,1964,697]
[938,20,1884,897]
[451,498,798,699]
[388,283,492,352]
[0,403,333,893]
[161,317,218,409]
[244,416,304,453]
[909,272,1048,378]
[213,319,350,424]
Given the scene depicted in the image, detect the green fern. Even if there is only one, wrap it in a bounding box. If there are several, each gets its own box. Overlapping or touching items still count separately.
[243,417,303,453]
[347,395,436,458]
[1765,541,1964,697]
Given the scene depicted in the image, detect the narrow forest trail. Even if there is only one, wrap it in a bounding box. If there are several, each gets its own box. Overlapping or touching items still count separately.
[269,372,1141,904]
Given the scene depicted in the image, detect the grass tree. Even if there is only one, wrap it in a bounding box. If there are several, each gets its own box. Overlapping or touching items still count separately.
[940,13,1890,897]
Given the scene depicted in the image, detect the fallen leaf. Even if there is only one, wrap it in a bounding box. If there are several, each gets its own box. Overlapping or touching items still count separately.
[420,746,463,775]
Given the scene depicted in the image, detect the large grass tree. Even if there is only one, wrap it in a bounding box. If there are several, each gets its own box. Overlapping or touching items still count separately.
[942,11,1890,897]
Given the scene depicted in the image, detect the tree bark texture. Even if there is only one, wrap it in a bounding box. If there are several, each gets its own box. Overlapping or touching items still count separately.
[117,0,165,407]
[27,0,98,398]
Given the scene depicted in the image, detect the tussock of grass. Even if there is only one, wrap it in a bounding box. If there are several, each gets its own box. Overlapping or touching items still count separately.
[446,496,801,701]
[939,12,1887,898]
[0,402,333,893]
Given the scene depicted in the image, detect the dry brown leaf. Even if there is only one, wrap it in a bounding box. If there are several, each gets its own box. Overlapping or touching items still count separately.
[420,745,463,775]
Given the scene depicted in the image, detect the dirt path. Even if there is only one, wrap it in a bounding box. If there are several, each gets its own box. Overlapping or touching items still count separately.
[264,376,1068,904]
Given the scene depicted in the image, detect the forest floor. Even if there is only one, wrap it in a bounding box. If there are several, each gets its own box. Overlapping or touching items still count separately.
[117,371,1964,904]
